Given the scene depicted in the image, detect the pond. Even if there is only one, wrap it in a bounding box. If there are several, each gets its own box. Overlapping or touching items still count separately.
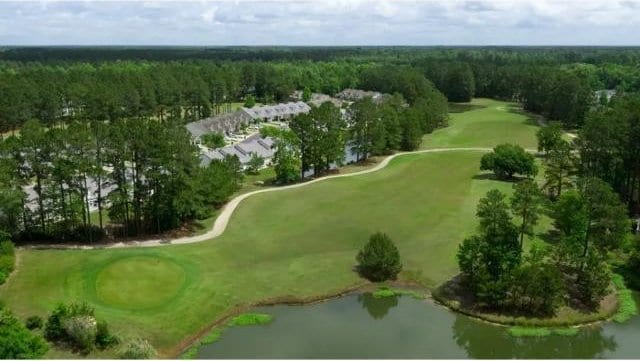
[195,293,640,359]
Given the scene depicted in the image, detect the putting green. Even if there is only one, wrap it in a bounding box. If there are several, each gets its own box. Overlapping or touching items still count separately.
[94,256,187,310]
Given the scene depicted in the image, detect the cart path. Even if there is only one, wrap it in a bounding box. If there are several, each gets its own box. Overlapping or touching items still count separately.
[26,147,528,250]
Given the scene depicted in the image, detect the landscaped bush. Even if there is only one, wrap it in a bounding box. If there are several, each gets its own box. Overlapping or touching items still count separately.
[25,315,43,330]
[356,232,402,282]
[96,319,119,349]
[62,316,98,353]
[0,307,48,359]
[44,301,116,354]
[118,338,157,359]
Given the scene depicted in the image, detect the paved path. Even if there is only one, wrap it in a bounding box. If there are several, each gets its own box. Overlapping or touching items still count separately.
[26,147,511,250]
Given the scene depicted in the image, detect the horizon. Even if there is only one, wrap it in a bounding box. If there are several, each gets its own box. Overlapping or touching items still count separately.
[1,0,639,46]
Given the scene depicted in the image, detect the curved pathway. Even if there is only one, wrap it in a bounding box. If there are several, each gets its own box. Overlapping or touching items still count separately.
[27,147,511,250]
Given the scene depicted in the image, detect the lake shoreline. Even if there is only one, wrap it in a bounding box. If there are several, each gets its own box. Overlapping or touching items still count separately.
[431,275,621,330]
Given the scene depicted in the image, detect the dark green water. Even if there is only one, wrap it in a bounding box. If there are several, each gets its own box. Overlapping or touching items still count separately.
[196,294,640,359]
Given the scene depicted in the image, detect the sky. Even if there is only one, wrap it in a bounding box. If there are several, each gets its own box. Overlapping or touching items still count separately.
[0,0,639,46]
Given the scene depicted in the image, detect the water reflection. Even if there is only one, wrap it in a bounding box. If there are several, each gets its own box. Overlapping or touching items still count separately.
[452,315,617,358]
[196,294,638,359]
[357,293,399,320]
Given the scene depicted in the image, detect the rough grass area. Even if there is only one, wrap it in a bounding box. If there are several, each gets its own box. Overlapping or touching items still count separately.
[508,326,579,337]
[612,273,639,323]
[371,286,425,299]
[0,98,546,357]
[228,313,273,326]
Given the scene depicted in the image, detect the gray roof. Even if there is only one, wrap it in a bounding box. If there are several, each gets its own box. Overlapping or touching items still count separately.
[235,135,274,159]
[336,88,382,101]
[241,101,310,119]
[186,111,252,138]
[200,134,275,167]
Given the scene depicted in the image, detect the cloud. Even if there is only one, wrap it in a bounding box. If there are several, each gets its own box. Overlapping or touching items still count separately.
[0,0,637,45]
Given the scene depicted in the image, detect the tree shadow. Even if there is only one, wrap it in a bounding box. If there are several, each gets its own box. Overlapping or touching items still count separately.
[448,102,487,113]
[538,229,561,245]
[505,104,543,127]
[472,172,529,183]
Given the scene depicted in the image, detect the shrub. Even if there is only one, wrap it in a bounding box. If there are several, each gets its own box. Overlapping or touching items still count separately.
[25,316,43,330]
[45,303,72,341]
[118,338,157,359]
[0,240,14,256]
[96,319,119,349]
[45,301,117,352]
[0,308,49,359]
[44,302,94,341]
[62,315,98,353]
[356,232,402,282]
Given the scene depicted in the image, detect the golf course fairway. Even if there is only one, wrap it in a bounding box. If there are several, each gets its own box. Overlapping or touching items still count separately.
[0,98,543,357]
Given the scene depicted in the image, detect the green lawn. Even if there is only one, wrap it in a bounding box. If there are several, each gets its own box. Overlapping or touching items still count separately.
[423,98,539,150]
[0,98,544,357]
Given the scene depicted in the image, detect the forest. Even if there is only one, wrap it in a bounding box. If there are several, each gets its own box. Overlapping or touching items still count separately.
[0,46,639,245]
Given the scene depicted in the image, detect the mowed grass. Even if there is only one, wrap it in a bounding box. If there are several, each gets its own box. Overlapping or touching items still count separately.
[0,98,542,357]
[422,98,539,150]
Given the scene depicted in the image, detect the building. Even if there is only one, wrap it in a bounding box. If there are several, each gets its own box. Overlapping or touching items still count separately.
[186,101,311,144]
[335,88,383,102]
[240,101,310,122]
[186,111,252,143]
[199,134,276,169]
[291,91,343,107]
[594,89,617,102]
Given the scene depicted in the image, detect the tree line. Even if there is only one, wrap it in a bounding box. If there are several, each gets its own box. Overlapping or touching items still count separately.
[3,47,640,134]
[0,118,243,243]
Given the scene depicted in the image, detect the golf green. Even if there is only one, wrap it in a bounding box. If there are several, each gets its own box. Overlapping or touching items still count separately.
[94,256,188,310]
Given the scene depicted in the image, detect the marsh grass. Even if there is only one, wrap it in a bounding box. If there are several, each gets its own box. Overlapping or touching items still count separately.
[228,313,274,326]
[612,274,638,323]
[182,313,272,359]
[372,286,425,300]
